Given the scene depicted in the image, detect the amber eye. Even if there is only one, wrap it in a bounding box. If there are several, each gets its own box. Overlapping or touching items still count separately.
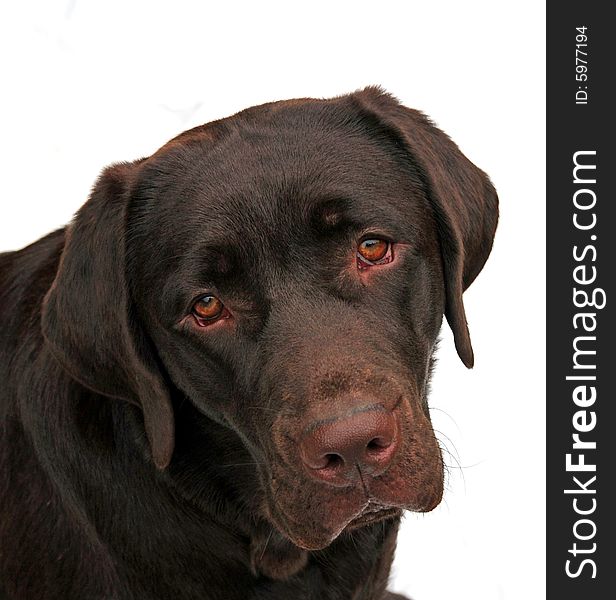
[192,295,225,323]
[357,238,391,266]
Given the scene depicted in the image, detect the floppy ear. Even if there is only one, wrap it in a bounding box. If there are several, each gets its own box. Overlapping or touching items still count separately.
[41,162,174,469]
[352,87,499,368]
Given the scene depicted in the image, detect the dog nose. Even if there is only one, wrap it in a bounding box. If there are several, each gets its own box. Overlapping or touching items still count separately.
[299,408,398,485]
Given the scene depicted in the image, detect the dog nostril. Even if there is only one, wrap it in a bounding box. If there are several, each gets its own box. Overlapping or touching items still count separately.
[299,407,399,484]
[366,436,391,451]
[309,453,344,470]
[323,453,344,469]
[366,437,393,454]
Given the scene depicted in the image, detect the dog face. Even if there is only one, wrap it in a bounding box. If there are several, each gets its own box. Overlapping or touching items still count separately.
[42,88,498,551]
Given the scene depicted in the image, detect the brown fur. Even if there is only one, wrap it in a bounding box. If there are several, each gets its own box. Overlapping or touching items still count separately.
[0,87,497,599]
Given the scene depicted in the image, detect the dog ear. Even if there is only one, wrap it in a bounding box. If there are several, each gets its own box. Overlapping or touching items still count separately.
[41,162,174,469]
[352,87,499,368]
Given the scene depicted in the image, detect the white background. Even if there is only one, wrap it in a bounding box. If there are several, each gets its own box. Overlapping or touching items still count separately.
[0,2,545,599]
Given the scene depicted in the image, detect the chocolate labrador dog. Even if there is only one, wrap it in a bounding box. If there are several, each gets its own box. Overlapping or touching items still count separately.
[0,87,498,599]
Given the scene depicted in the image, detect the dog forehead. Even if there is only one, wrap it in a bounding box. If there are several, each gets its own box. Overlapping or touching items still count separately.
[126,101,436,294]
[136,116,419,247]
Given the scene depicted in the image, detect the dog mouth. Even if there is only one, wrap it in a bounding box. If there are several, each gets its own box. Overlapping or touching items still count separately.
[263,456,443,550]
[264,487,405,551]
[345,503,402,529]
[259,397,444,550]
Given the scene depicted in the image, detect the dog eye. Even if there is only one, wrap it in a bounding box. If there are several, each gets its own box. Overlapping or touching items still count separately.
[357,238,392,268]
[191,295,226,324]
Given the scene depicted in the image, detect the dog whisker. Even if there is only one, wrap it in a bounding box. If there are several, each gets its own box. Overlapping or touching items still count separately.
[432,428,462,465]
[259,529,274,562]
[429,405,463,434]
[348,530,360,553]
[433,433,468,495]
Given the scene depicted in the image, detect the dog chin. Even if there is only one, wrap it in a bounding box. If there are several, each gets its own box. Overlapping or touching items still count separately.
[267,499,403,551]
[281,523,348,551]
[264,500,357,551]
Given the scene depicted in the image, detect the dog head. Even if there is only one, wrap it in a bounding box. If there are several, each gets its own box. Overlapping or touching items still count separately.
[42,87,498,551]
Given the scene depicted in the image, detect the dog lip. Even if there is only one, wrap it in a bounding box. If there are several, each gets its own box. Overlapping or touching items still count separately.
[345,503,401,529]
